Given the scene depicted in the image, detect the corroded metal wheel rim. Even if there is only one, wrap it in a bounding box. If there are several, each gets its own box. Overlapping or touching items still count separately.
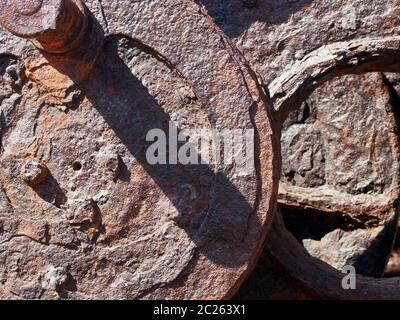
[96,0,281,299]
[0,0,279,299]
[269,36,400,299]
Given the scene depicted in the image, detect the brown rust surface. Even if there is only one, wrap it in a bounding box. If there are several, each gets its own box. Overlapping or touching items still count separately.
[0,0,279,299]
[265,208,400,300]
[1,0,104,105]
[265,39,400,297]
[197,1,400,233]
[0,0,64,39]
[3,0,400,300]
[198,0,400,299]
[269,39,400,282]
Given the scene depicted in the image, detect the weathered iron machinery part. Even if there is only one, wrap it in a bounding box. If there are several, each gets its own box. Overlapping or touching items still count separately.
[0,0,104,105]
[268,40,400,286]
[276,70,400,276]
[195,1,400,221]
[0,0,65,40]
[0,0,280,300]
[197,0,400,81]
[265,207,400,300]
[0,0,88,54]
[270,36,400,222]
[189,0,400,298]
[194,1,400,229]
[270,37,400,124]
[262,38,400,299]
[237,205,400,299]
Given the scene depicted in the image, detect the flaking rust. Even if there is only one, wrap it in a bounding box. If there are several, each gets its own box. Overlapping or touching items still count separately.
[197,0,400,299]
[0,0,104,104]
[4,0,400,301]
[0,0,278,299]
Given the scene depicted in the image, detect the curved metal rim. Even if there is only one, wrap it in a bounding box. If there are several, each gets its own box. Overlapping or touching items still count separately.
[269,36,400,299]
[82,0,280,299]
[270,36,400,125]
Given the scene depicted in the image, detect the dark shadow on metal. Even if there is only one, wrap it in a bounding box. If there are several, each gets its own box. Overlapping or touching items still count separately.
[353,206,399,278]
[196,0,313,38]
[76,35,263,269]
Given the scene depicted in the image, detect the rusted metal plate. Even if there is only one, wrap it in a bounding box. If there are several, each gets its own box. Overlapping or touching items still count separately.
[0,0,279,299]
[279,73,400,219]
[195,0,400,238]
[270,37,400,119]
[0,0,104,105]
[0,0,64,39]
[262,38,400,299]
[269,38,400,274]
[195,0,400,299]
[276,72,400,279]
[198,1,400,225]
[198,0,400,83]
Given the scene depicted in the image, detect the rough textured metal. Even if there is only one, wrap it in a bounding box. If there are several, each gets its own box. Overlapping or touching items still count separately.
[236,206,400,300]
[235,242,316,300]
[277,72,400,278]
[266,208,400,300]
[263,38,400,298]
[2,0,400,300]
[0,0,279,299]
[268,38,400,280]
[21,159,50,187]
[197,1,400,219]
[0,0,64,39]
[302,223,397,278]
[270,37,400,121]
[195,0,400,299]
[198,0,400,81]
[0,0,89,54]
[280,73,400,213]
[198,0,400,231]
[0,0,104,105]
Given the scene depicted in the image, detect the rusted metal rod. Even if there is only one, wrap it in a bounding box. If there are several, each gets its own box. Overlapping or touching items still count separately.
[0,0,90,54]
[0,0,104,104]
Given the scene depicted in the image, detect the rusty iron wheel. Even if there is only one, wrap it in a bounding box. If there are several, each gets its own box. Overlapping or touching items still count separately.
[0,0,279,299]
[267,37,400,299]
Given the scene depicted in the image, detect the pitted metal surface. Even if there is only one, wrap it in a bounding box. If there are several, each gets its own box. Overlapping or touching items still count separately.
[2,0,400,301]
[0,0,279,299]
[195,0,400,299]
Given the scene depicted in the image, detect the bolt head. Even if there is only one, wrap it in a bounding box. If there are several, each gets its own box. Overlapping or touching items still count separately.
[21,160,50,186]
[0,0,64,38]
